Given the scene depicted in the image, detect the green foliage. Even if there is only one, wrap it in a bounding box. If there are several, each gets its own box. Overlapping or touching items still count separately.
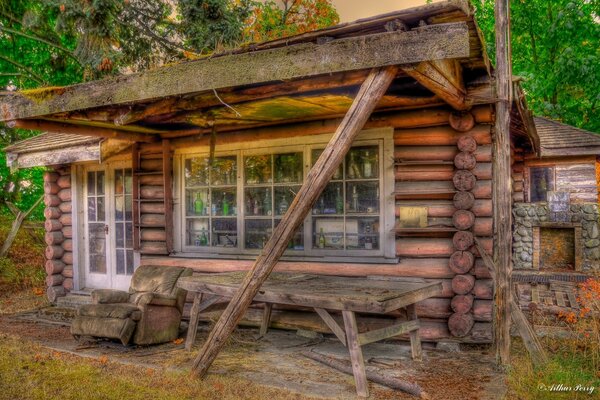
[474,0,600,132]
[0,257,45,289]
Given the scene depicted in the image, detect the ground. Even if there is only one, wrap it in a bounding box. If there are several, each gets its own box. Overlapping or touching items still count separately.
[0,294,506,400]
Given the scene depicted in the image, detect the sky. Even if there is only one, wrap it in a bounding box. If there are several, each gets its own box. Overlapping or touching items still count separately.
[332,0,432,22]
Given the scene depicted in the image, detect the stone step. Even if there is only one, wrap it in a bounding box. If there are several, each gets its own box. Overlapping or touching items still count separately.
[55,293,92,309]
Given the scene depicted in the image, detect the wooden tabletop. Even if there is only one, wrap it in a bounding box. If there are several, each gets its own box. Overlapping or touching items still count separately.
[178,272,442,314]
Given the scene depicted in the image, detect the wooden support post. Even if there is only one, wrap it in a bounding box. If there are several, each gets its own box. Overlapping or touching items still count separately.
[314,308,346,346]
[493,0,513,366]
[406,304,422,361]
[191,66,398,378]
[259,303,273,338]
[186,293,203,351]
[342,310,368,397]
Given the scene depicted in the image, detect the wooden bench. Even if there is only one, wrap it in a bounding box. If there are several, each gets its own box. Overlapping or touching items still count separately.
[178,272,442,397]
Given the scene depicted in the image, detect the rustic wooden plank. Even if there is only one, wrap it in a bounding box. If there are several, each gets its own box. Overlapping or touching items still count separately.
[185,293,203,351]
[567,291,579,309]
[406,304,422,361]
[342,310,369,397]
[259,303,273,338]
[555,291,566,307]
[510,294,548,366]
[2,23,469,121]
[403,59,467,110]
[191,66,398,378]
[314,308,346,346]
[10,143,100,169]
[358,319,419,346]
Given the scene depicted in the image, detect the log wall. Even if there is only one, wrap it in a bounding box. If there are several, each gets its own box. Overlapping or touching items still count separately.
[43,167,73,302]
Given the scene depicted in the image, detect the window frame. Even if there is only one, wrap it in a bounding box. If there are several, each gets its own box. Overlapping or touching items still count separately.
[173,128,396,261]
[528,165,556,203]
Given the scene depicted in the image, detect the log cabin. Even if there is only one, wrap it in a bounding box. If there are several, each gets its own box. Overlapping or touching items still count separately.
[1,0,541,344]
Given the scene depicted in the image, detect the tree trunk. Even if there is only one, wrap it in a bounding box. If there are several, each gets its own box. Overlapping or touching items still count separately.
[0,196,43,257]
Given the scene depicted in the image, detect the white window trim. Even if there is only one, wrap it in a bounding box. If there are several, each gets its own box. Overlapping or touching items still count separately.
[173,127,396,261]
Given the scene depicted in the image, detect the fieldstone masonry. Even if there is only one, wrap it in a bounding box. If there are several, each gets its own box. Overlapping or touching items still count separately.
[512,202,600,271]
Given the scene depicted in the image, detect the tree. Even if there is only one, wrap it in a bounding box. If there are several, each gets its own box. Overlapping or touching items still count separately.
[474,0,600,132]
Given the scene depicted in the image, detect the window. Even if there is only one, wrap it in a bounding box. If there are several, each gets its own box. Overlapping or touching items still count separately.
[177,130,394,259]
[529,166,555,202]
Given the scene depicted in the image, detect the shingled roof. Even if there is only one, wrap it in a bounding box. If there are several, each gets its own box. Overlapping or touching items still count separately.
[535,117,600,157]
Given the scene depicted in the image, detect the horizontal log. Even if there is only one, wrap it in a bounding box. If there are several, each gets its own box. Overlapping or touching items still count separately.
[43,171,59,183]
[45,231,64,246]
[57,175,71,189]
[45,259,65,275]
[473,218,493,237]
[140,241,168,254]
[513,181,523,192]
[63,278,74,291]
[457,135,477,152]
[139,174,164,186]
[454,151,476,170]
[395,199,491,218]
[140,159,163,171]
[449,251,474,274]
[394,144,492,163]
[62,239,73,252]
[46,274,64,287]
[394,125,491,147]
[473,279,493,299]
[46,285,66,302]
[451,274,475,295]
[61,252,73,265]
[44,194,61,207]
[453,170,476,191]
[396,238,454,258]
[452,210,475,230]
[57,189,71,202]
[395,180,491,200]
[470,322,492,342]
[44,207,61,220]
[140,213,166,227]
[141,228,166,242]
[45,245,64,260]
[140,186,164,200]
[453,191,475,210]
[59,214,72,226]
[448,312,474,337]
[45,219,62,232]
[473,300,493,322]
[451,295,473,314]
[58,202,72,213]
[416,297,452,319]
[140,202,165,214]
[61,266,73,278]
[513,192,524,202]
[62,226,72,239]
[473,263,492,280]
[512,172,524,182]
[449,112,475,132]
[43,182,60,195]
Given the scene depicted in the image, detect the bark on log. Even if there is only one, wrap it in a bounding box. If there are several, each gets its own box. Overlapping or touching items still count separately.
[44,231,64,246]
[139,174,164,186]
[45,219,63,232]
[453,191,475,210]
[451,274,475,295]
[43,171,60,183]
[61,252,73,265]
[449,251,474,274]
[140,159,163,171]
[140,202,165,214]
[473,218,493,237]
[452,231,474,251]
[191,66,399,378]
[473,279,494,299]
[44,195,61,207]
[416,297,452,319]
[59,214,72,226]
[45,245,64,260]
[140,214,166,227]
[140,186,165,199]
[395,199,490,218]
[453,170,476,191]
[470,322,493,342]
[139,241,168,254]
[457,136,477,153]
[46,274,64,287]
[43,182,60,195]
[448,313,474,337]
[47,285,66,302]
[63,278,74,291]
[141,229,167,242]
[45,259,65,275]
[454,152,477,170]
[62,226,73,239]
[58,202,72,213]
[451,295,474,314]
[44,207,61,220]
[449,112,475,132]
[57,189,71,202]
[513,192,524,202]
[452,210,475,230]
[62,239,73,252]
[61,266,73,278]
[57,175,71,188]
[473,300,493,322]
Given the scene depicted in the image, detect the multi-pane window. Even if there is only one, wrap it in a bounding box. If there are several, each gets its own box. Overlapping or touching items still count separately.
[181,137,389,258]
[86,171,106,273]
[529,166,555,202]
[114,168,134,275]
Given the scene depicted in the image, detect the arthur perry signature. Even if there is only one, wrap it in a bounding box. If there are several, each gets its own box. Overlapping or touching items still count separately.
[538,383,595,395]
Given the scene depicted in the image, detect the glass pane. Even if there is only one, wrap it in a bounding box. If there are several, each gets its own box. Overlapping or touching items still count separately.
[97,171,105,195]
[347,218,379,250]
[312,149,342,180]
[346,182,379,214]
[211,156,237,186]
[245,155,272,185]
[530,167,554,202]
[116,249,125,275]
[245,187,271,216]
[275,219,304,250]
[115,222,124,247]
[346,146,378,179]
[125,195,132,220]
[97,196,105,221]
[88,223,106,273]
[211,188,237,217]
[274,152,303,184]
[185,157,209,186]
[313,218,344,250]
[274,185,299,216]
[115,169,124,195]
[187,189,210,216]
[115,195,124,221]
[87,172,96,195]
[87,198,97,221]
[312,182,343,215]
[124,169,133,194]
[126,250,134,275]
[245,219,272,249]
[187,218,210,247]
[212,218,237,247]
[125,222,133,248]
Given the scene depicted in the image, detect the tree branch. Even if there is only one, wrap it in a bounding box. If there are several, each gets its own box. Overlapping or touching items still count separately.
[0,55,47,84]
[0,26,80,63]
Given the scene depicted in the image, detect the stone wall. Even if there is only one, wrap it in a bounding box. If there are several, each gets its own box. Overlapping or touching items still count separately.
[513,202,600,271]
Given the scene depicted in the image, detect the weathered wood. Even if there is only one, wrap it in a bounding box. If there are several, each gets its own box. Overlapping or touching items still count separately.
[394,125,491,146]
[61,252,73,265]
[454,152,477,170]
[46,273,64,287]
[44,231,64,246]
[44,182,60,195]
[140,229,166,242]
[448,312,474,337]
[2,23,470,121]
[474,279,494,299]
[397,238,455,257]
[342,310,368,397]
[449,251,474,274]
[452,231,474,251]
[510,294,548,366]
[191,67,399,378]
[58,213,72,226]
[44,194,61,207]
[473,299,493,322]
[453,170,476,191]
[58,202,72,213]
[57,189,71,202]
[474,237,496,280]
[258,303,273,338]
[452,210,475,230]
[162,139,174,254]
[449,112,475,132]
[314,308,346,346]
[62,239,73,252]
[403,59,467,110]
[453,191,475,210]
[186,293,203,351]
[394,144,492,163]
[358,319,419,346]
[302,350,427,399]
[56,175,71,188]
[45,245,64,260]
[45,259,65,275]
[394,162,490,181]
[140,214,166,227]
[457,135,477,152]
[139,241,168,254]
[45,219,62,232]
[451,274,475,295]
[63,278,73,291]
[451,294,474,313]
[139,186,164,200]
[406,303,422,361]
[43,171,59,183]
[62,225,73,239]
[47,285,66,302]
[44,207,61,220]
[61,266,73,278]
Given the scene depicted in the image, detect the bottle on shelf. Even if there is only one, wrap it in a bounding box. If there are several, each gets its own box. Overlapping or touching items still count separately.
[194,235,201,247]
[363,150,372,178]
[318,228,326,249]
[351,185,359,212]
[335,186,343,214]
[364,224,373,249]
[264,188,272,216]
[253,198,260,215]
[194,193,204,215]
[279,194,289,215]
[348,151,362,179]
[222,192,229,216]
[199,228,208,246]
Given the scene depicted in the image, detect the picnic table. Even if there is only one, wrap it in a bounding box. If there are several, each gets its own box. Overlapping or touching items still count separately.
[177,272,442,397]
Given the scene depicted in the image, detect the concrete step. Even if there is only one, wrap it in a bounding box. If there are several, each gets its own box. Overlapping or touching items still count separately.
[56,293,92,309]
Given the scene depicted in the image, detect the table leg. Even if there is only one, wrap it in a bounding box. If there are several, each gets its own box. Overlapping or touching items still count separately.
[406,304,422,361]
[342,310,368,398]
[259,303,273,338]
[185,292,203,351]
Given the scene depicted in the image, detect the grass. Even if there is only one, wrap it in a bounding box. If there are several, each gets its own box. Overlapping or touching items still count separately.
[0,334,318,400]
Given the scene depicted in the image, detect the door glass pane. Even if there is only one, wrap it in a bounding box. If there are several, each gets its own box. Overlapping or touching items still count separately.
[88,171,106,274]
[126,250,134,275]
[115,222,124,247]
[88,223,106,273]
[114,168,134,276]
[116,249,125,275]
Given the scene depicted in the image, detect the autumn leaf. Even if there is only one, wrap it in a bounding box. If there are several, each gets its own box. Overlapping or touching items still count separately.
[172,338,184,345]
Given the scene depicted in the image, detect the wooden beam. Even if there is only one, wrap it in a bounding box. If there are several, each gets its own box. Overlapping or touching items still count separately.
[493,0,512,367]
[403,59,468,110]
[1,23,469,121]
[314,308,346,346]
[357,319,419,346]
[10,119,157,143]
[190,66,398,378]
